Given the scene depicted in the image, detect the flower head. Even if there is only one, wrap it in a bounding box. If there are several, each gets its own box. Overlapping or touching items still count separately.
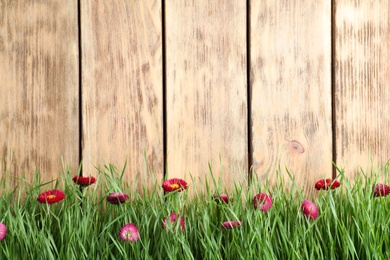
[221,221,242,229]
[107,192,130,204]
[315,178,340,190]
[212,193,231,204]
[162,213,185,232]
[253,193,273,212]
[301,200,319,220]
[72,175,96,187]
[119,223,139,242]
[37,189,66,204]
[162,178,188,193]
[0,222,7,241]
[373,183,390,197]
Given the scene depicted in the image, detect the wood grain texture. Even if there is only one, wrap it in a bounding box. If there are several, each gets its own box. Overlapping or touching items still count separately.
[81,0,163,189]
[0,0,79,184]
[165,1,248,191]
[334,0,390,178]
[250,0,332,193]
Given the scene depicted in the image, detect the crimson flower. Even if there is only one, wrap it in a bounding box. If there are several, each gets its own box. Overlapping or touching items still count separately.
[107,192,130,204]
[0,222,6,241]
[253,193,273,212]
[72,175,96,187]
[162,213,185,232]
[222,221,242,229]
[301,200,319,220]
[37,189,65,204]
[373,184,390,197]
[162,178,188,192]
[119,223,139,242]
[315,179,340,190]
[212,193,231,204]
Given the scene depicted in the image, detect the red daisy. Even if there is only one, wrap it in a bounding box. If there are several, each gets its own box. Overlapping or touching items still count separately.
[315,179,340,190]
[0,222,7,241]
[107,192,130,204]
[212,193,231,204]
[253,193,273,212]
[162,213,185,232]
[221,221,242,229]
[301,200,319,220]
[37,189,66,204]
[373,183,390,197]
[72,175,96,187]
[119,223,139,242]
[162,178,188,192]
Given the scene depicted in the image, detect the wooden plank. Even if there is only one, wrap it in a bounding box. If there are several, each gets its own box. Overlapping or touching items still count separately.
[250,1,332,194]
[81,0,163,190]
[0,0,79,186]
[165,1,248,192]
[334,0,390,178]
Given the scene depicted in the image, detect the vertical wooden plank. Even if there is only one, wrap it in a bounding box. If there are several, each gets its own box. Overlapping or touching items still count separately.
[0,0,79,185]
[250,1,332,193]
[165,1,247,192]
[335,0,390,178]
[81,1,163,190]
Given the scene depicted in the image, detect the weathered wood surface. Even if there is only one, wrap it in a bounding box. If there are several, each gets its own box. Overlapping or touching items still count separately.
[334,0,390,179]
[165,0,248,191]
[81,0,163,189]
[250,1,333,193]
[0,0,79,184]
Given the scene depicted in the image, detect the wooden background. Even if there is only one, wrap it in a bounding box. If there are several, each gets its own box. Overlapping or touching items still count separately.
[1,0,389,194]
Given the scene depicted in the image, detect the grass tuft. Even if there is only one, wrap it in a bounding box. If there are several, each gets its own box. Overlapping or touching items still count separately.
[0,163,390,259]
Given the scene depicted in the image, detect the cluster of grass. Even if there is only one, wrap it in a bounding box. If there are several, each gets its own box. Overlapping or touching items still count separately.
[1,162,390,259]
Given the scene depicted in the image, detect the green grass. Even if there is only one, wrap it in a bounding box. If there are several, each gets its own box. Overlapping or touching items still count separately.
[1,163,390,259]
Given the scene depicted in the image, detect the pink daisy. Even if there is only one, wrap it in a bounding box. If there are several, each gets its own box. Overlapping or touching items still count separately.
[37,190,66,204]
[0,222,6,240]
[301,200,319,220]
[162,178,188,193]
[212,193,231,204]
[315,179,340,190]
[72,175,96,187]
[162,213,185,232]
[119,223,139,242]
[221,221,242,229]
[373,183,390,197]
[253,193,273,212]
[107,192,130,204]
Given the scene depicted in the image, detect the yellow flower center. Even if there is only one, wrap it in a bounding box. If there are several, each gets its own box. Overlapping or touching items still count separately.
[47,195,56,199]
[170,183,180,189]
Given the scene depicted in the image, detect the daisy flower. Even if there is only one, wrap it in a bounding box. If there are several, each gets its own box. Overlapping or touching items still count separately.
[315,179,340,190]
[119,223,139,242]
[301,200,319,220]
[253,193,273,212]
[162,213,185,232]
[222,221,242,229]
[72,175,96,187]
[37,190,66,204]
[0,222,7,240]
[162,178,188,192]
[107,192,130,204]
[212,193,231,204]
[373,183,390,197]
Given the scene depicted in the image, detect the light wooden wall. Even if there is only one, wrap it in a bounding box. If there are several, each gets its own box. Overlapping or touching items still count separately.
[1,0,389,194]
